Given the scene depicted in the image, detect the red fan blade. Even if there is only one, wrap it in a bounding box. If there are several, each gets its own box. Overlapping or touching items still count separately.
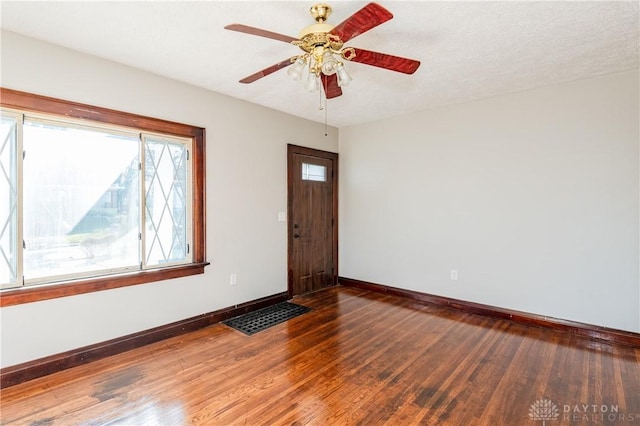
[349,48,420,74]
[239,58,293,84]
[321,74,343,99]
[330,3,393,43]
[225,24,298,44]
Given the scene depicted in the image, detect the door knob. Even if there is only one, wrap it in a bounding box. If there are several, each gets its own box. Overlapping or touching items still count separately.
[294,234,300,238]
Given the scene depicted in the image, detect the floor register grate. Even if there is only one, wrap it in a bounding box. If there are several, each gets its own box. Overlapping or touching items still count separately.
[223,302,311,335]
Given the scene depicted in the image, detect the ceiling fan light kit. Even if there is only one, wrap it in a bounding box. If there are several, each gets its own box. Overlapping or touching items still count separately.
[225,2,421,100]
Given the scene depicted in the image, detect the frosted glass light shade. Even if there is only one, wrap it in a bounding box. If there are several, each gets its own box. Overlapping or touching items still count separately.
[321,52,339,75]
[287,57,306,81]
[336,63,352,87]
[305,72,319,92]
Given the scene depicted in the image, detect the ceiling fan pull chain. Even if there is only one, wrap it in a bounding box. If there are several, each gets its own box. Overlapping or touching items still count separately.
[324,93,328,137]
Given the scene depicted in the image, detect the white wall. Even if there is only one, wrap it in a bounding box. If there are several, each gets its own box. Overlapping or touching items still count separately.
[340,70,640,332]
[0,30,338,368]
[1,30,638,370]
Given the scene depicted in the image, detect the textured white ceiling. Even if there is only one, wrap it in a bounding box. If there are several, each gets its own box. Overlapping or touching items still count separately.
[1,1,638,128]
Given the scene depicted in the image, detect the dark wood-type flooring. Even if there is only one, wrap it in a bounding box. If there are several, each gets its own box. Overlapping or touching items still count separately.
[1,286,639,425]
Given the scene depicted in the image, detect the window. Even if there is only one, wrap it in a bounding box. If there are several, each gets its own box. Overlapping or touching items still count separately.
[0,88,206,306]
[301,163,326,182]
[0,114,20,288]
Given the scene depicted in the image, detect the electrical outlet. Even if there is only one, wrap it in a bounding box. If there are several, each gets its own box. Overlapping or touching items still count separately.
[230,273,237,286]
[450,270,458,281]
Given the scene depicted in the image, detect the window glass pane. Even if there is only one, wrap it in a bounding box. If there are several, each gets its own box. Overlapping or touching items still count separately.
[23,119,140,281]
[144,136,189,266]
[0,115,19,286]
[302,163,326,182]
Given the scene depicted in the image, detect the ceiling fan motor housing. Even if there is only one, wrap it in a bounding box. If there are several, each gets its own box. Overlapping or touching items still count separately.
[298,3,338,41]
[292,3,355,78]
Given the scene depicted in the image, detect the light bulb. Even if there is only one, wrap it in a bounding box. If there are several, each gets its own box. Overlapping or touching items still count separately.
[287,57,306,81]
[336,63,352,87]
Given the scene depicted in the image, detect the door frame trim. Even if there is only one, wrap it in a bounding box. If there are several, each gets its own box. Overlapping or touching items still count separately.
[287,144,339,298]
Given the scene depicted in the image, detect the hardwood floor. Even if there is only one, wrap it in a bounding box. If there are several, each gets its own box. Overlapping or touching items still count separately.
[1,286,639,425]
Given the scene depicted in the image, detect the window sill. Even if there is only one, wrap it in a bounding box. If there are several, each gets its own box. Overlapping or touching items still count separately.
[0,262,210,307]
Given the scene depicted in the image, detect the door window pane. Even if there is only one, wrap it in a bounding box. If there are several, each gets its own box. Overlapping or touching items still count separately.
[22,119,140,281]
[302,163,326,182]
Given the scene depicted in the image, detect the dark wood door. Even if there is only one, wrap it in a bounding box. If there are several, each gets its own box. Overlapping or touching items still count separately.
[287,145,338,297]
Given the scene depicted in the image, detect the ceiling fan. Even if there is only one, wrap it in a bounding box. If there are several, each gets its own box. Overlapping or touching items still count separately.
[224,2,421,99]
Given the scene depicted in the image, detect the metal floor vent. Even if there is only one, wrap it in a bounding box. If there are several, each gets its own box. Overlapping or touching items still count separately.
[223,302,311,335]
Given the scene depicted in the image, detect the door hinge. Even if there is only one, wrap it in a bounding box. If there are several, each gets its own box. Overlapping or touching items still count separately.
[23,240,26,249]
[138,233,142,240]
[187,243,190,254]
[23,150,26,160]
[186,150,190,160]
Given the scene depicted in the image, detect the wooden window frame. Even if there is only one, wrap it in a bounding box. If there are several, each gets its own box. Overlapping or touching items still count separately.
[0,88,208,307]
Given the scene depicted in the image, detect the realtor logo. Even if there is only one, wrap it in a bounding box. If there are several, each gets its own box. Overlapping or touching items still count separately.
[529,398,560,425]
